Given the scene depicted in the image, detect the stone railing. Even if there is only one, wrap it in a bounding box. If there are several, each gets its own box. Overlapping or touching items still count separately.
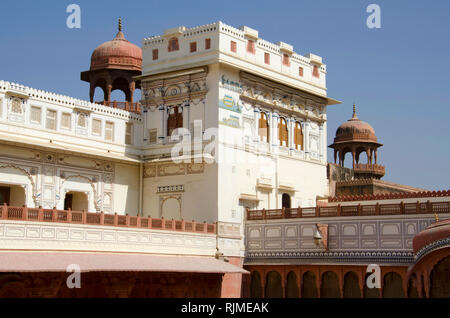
[329,190,450,202]
[246,200,450,220]
[0,204,216,234]
[354,163,385,175]
[96,100,141,114]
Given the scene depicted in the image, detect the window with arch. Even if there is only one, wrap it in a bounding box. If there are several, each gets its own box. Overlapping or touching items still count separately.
[167,106,183,137]
[294,121,304,150]
[258,112,269,142]
[278,117,288,146]
[168,37,179,52]
[282,193,291,209]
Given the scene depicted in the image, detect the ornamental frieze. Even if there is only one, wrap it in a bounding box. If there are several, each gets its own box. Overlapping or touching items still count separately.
[239,71,327,122]
[143,162,205,178]
[142,67,208,107]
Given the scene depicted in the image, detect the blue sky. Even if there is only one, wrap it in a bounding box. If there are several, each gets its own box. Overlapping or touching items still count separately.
[0,0,449,190]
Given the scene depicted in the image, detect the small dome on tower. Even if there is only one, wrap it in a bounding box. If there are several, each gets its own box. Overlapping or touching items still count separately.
[90,18,142,71]
[334,104,377,143]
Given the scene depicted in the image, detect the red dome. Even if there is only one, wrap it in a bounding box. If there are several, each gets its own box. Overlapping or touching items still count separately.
[413,219,450,254]
[332,106,379,144]
[90,31,142,71]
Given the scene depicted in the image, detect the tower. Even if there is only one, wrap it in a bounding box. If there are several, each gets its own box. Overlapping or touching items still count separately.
[329,104,385,179]
[81,18,142,110]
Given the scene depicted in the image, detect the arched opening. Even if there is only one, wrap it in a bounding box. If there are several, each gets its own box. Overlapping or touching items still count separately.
[0,184,25,206]
[407,274,419,298]
[134,88,142,103]
[294,121,303,150]
[278,117,288,147]
[321,271,341,298]
[0,281,27,298]
[285,271,299,298]
[355,147,369,165]
[282,193,291,209]
[382,272,405,298]
[343,271,361,298]
[110,89,127,102]
[363,272,380,298]
[112,77,131,102]
[167,106,183,137]
[258,112,269,143]
[93,86,106,103]
[265,271,282,298]
[64,191,88,211]
[301,271,318,298]
[250,271,262,298]
[430,255,450,298]
[161,197,181,219]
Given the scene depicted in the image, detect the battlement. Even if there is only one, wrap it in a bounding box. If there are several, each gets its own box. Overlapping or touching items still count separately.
[141,22,331,99]
[0,80,142,121]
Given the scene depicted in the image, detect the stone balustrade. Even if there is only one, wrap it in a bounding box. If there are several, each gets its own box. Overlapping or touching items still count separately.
[247,200,450,220]
[0,204,216,234]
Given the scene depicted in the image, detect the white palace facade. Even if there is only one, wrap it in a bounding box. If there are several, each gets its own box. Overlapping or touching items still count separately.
[0,21,338,247]
[1,20,448,298]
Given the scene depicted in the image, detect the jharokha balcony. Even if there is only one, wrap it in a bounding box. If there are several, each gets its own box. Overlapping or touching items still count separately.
[0,204,216,234]
[95,100,142,113]
[246,201,450,220]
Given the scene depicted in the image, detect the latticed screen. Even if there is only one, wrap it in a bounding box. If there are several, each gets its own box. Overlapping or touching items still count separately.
[152,49,158,60]
[92,119,102,136]
[148,128,157,144]
[30,106,41,123]
[294,121,303,150]
[77,113,87,127]
[125,123,133,144]
[45,109,56,130]
[11,99,22,114]
[168,37,179,52]
[279,117,288,146]
[105,121,114,141]
[259,112,269,142]
[190,42,197,53]
[167,106,183,137]
[61,113,71,130]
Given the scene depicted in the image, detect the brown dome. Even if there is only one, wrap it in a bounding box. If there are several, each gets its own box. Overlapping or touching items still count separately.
[90,30,142,71]
[333,106,378,143]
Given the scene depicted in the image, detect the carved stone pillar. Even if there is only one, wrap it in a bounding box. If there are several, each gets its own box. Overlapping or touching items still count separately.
[106,84,112,103]
[129,81,136,104]
[158,105,165,143]
[89,83,95,103]
[271,112,279,147]
[253,108,260,142]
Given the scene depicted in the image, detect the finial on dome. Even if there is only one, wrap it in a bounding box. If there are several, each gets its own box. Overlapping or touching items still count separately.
[118,17,122,32]
[352,103,358,119]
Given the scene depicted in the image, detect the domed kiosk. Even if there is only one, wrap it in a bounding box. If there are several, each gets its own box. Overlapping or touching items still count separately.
[329,104,385,179]
[81,18,142,112]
